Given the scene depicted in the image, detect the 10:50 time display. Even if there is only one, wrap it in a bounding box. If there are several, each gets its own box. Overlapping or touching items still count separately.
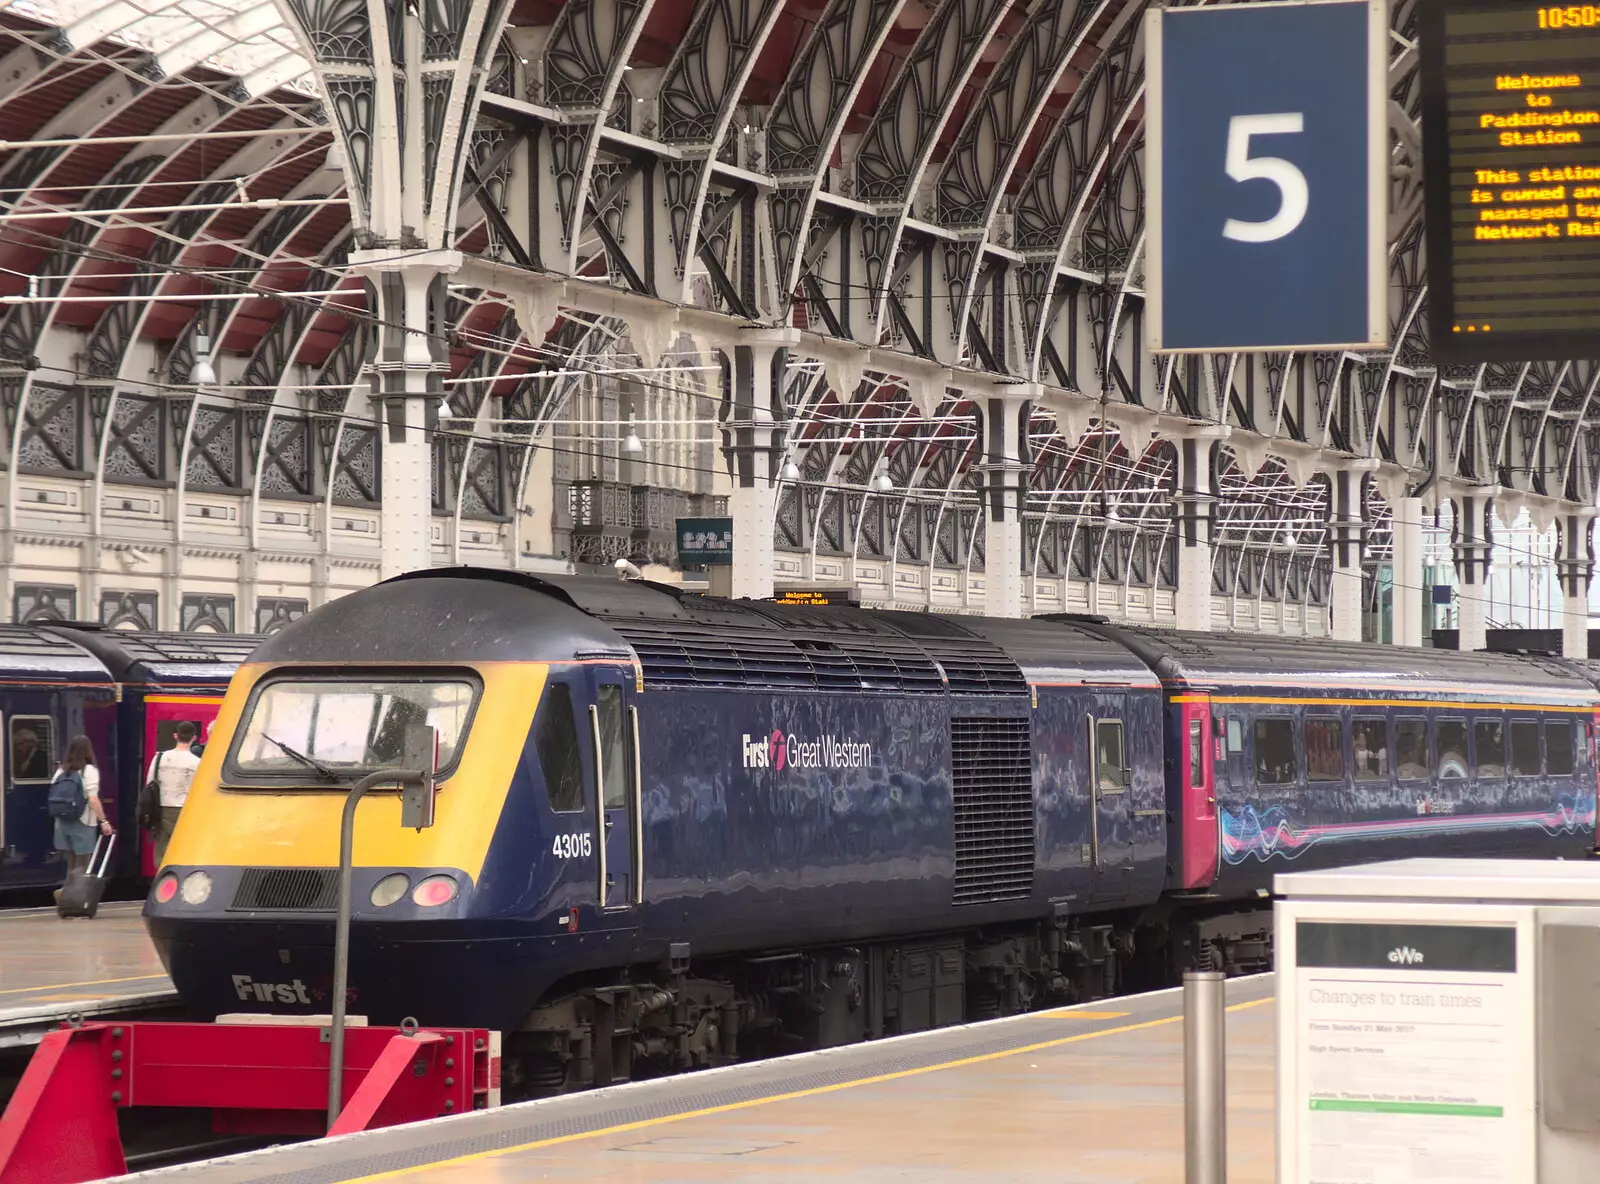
[1539,5,1600,26]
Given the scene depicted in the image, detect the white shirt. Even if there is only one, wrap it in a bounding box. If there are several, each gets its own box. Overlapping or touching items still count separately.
[76,764,101,827]
[147,745,201,808]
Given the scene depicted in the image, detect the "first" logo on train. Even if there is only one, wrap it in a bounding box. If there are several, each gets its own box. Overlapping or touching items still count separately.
[741,730,873,771]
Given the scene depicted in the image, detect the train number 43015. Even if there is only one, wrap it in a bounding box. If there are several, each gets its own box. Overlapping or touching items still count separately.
[552,832,593,859]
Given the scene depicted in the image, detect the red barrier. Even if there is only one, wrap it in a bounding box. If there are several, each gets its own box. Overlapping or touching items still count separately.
[0,1020,500,1184]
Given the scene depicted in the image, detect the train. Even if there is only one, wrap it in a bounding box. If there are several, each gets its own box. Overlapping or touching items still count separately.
[144,568,1600,1096]
[0,625,253,890]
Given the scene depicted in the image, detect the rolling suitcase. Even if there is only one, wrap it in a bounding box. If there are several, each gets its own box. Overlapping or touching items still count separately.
[57,832,115,919]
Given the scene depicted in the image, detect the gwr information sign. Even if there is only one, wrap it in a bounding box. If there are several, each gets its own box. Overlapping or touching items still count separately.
[1422,0,1600,360]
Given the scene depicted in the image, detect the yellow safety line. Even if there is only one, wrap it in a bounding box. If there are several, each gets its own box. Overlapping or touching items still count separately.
[1226,997,1274,1012]
[0,973,167,996]
[336,996,1277,1183]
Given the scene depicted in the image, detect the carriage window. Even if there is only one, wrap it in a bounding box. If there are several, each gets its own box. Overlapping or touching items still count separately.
[1548,719,1576,777]
[534,683,585,812]
[1473,719,1505,779]
[1395,717,1428,780]
[9,717,53,782]
[1227,717,1243,754]
[1510,719,1542,776]
[1095,719,1127,791]
[1437,719,1468,780]
[1189,720,1204,788]
[1254,718,1297,784]
[1305,717,1344,781]
[1351,718,1388,780]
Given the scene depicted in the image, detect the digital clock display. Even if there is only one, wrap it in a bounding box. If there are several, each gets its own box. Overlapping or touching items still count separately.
[1421,0,1600,359]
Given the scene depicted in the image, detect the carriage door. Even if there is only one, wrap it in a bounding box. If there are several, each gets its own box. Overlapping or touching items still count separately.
[1088,698,1135,901]
[585,669,642,914]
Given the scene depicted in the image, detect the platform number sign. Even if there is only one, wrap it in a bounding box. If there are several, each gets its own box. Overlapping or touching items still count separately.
[1147,0,1388,352]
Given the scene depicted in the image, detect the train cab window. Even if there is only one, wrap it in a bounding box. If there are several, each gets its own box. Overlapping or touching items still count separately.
[1253,717,1297,784]
[1188,720,1204,789]
[9,717,53,782]
[1473,719,1506,778]
[534,683,585,812]
[1351,718,1388,779]
[1436,719,1468,780]
[231,677,477,782]
[1304,717,1344,781]
[1548,720,1576,777]
[1395,717,1428,780]
[595,685,630,810]
[1510,720,1542,777]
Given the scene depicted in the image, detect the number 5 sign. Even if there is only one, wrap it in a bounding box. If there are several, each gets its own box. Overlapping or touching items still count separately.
[1146,0,1388,352]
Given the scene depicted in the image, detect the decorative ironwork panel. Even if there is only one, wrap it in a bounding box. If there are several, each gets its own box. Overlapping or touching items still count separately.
[100,590,157,631]
[18,384,83,473]
[103,395,164,483]
[462,443,507,519]
[257,597,309,634]
[187,407,243,489]
[13,585,75,624]
[332,426,379,504]
[181,594,235,634]
[260,416,314,497]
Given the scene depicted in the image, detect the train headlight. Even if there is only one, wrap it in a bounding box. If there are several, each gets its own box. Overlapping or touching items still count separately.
[370,873,410,908]
[179,870,212,905]
[411,875,458,907]
[153,872,178,904]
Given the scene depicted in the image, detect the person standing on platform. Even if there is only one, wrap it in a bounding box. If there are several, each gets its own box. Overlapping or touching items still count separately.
[51,735,111,888]
[150,722,201,867]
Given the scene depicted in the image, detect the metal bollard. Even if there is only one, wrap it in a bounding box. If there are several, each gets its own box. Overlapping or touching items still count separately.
[1184,970,1226,1184]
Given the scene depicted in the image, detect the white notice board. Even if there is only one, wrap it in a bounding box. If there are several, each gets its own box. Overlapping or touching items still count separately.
[1277,900,1537,1184]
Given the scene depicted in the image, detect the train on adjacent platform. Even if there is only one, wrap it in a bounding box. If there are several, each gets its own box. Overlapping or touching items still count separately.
[0,626,252,890]
[144,569,1600,1096]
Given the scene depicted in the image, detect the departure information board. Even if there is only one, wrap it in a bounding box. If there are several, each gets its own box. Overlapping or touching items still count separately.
[1422,0,1600,360]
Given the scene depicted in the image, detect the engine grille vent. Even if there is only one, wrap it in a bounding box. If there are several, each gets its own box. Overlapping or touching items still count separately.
[230,868,339,912]
[950,716,1035,906]
[611,623,945,694]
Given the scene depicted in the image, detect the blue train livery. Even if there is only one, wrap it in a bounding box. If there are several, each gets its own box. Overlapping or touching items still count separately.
[143,569,1600,1097]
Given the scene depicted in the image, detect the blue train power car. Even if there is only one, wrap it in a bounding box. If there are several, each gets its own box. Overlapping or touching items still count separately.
[144,569,1600,1095]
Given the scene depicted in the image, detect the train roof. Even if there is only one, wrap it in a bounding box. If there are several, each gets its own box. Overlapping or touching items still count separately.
[38,626,257,684]
[259,570,1150,696]
[1086,623,1597,703]
[249,571,629,668]
[0,626,111,682]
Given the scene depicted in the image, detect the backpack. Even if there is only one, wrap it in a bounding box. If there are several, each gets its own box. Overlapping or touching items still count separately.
[137,752,163,832]
[46,769,86,821]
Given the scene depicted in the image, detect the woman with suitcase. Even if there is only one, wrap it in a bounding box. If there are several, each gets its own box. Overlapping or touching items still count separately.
[49,735,112,903]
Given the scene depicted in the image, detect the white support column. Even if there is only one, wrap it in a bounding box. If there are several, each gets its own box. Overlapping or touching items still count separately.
[978,390,1030,619]
[1392,496,1425,648]
[1453,490,1494,653]
[720,328,799,601]
[356,252,458,581]
[1174,427,1227,632]
[1327,463,1370,643]
[1558,510,1595,659]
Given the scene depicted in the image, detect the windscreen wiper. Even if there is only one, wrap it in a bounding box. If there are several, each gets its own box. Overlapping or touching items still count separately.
[261,733,340,781]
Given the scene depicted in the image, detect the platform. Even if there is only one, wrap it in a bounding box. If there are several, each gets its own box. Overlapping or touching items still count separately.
[120,974,1275,1184]
[0,902,176,1049]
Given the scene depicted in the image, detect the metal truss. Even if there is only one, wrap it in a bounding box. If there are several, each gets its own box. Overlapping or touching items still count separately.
[2,0,1597,629]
